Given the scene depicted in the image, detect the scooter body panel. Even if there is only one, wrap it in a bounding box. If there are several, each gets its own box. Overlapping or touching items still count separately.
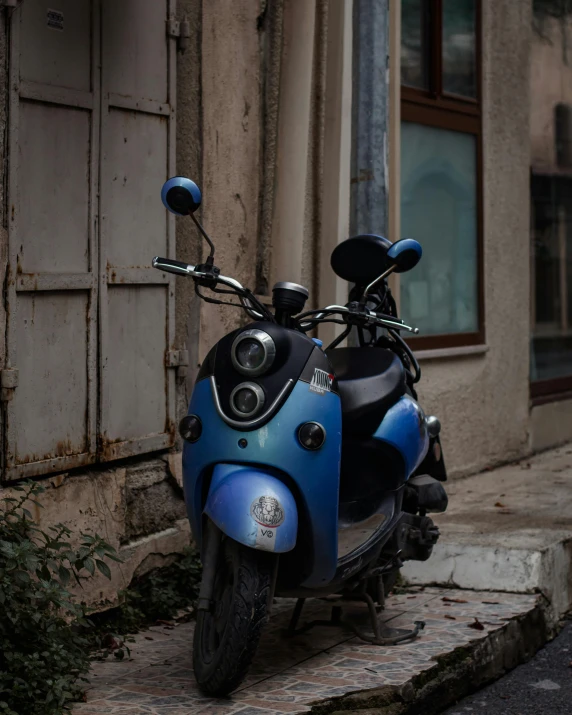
[204,464,298,553]
[183,376,342,587]
[373,395,430,477]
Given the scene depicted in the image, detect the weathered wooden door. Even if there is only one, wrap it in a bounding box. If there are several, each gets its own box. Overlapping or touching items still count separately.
[2,0,177,480]
[98,0,177,461]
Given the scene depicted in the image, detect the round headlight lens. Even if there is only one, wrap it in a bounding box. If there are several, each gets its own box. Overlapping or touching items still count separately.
[230,382,265,418]
[236,339,265,371]
[298,422,326,450]
[234,387,258,414]
[231,329,276,377]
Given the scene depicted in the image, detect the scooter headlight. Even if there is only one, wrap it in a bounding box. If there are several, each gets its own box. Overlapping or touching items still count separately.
[231,329,276,377]
[230,382,265,418]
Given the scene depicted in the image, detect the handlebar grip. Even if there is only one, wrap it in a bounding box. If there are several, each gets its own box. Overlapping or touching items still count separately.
[152,257,194,276]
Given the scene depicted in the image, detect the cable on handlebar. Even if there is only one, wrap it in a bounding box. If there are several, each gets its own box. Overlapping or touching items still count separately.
[195,283,275,322]
[388,328,421,383]
[326,324,353,351]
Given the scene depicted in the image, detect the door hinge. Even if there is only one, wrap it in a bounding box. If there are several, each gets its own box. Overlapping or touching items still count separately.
[1,368,18,402]
[166,15,190,53]
[165,350,189,378]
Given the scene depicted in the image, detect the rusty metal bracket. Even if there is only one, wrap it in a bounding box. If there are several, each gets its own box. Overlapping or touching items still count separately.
[165,350,189,379]
[166,16,190,53]
[166,17,180,38]
[1,368,18,402]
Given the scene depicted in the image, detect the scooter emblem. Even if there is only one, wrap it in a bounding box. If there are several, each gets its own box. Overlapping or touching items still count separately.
[309,368,334,395]
[250,496,285,527]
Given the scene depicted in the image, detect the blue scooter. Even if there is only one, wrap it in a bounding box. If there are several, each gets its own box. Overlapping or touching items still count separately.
[153,177,448,696]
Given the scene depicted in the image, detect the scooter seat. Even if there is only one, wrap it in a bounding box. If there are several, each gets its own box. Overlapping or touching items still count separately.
[326,347,406,435]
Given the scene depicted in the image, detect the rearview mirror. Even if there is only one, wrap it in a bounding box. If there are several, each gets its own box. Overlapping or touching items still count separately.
[161,176,202,216]
[387,238,422,273]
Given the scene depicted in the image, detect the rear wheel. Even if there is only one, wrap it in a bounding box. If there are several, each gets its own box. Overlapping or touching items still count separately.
[192,537,274,696]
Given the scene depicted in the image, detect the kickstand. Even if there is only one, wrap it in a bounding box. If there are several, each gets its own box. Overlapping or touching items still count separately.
[287,597,344,637]
[349,591,425,645]
[286,588,425,646]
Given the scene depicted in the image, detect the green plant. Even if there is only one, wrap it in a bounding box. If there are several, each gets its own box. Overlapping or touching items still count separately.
[0,481,120,715]
[88,545,202,648]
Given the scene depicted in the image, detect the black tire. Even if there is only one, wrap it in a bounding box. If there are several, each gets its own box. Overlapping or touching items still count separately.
[192,537,274,696]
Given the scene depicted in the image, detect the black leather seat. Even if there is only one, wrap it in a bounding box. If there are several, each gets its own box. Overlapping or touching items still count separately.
[326,348,406,435]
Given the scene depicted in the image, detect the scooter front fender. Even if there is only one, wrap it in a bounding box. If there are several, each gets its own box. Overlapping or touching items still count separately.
[204,464,298,553]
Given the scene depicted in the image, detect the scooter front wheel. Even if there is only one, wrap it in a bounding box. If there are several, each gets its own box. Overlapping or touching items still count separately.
[193,536,274,696]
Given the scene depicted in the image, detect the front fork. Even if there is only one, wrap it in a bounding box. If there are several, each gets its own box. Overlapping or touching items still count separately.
[197,518,280,614]
[197,519,221,612]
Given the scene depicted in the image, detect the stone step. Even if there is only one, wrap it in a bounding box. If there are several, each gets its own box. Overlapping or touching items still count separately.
[402,444,572,619]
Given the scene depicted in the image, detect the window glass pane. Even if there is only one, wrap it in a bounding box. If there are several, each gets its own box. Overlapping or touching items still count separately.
[400,122,478,336]
[442,0,477,98]
[530,7,572,383]
[401,0,430,90]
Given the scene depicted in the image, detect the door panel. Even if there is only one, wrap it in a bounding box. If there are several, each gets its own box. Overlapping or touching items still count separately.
[3,0,177,479]
[3,0,98,480]
[102,0,169,103]
[104,286,168,441]
[18,101,91,274]
[104,109,169,267]
[98,0,177,460]
[11,292,89,466]
[20,0,91,92]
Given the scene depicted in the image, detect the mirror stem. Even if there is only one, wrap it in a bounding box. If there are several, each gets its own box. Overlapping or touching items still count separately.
[190,213,216,262]
[363,264,397,302]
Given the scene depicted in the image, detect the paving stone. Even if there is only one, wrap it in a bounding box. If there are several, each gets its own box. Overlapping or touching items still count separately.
[73,588,540,714]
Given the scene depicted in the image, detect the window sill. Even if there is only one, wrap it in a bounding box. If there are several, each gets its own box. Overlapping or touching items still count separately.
[531,390,572,407]
[415,344,489,362]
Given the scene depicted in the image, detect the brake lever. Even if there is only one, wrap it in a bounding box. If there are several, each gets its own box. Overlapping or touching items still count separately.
[368,311,419,334]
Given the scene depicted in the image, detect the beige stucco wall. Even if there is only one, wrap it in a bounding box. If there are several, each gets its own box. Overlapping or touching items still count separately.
[414,0,533,477]
[198,0,263,360]
[197,0,329,364]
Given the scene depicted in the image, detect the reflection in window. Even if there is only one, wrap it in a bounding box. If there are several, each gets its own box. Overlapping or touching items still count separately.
[400,123,478,336]
[442,0,477,98]
[530,7,572,384]
[401,0,430,90]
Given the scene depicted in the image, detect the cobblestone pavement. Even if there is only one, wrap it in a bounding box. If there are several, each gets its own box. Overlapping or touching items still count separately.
[73,588,538,714]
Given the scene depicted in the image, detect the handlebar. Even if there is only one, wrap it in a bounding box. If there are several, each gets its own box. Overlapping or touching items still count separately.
[152,257,418,333]
[152,257,197,276]
[152,256,265,320]
[299,305,419,334]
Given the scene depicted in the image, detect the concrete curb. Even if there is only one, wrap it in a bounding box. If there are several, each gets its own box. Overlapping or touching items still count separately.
[309,598,554,715]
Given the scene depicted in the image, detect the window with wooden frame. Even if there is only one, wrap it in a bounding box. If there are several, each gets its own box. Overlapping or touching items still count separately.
[400,0,483,350]
[530,4,572,404]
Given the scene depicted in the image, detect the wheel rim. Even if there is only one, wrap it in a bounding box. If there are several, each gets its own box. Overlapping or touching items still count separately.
[199,542,234,665]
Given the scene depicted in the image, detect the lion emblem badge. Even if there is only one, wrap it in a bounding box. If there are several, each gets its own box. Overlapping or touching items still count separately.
[250,496,285,527]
